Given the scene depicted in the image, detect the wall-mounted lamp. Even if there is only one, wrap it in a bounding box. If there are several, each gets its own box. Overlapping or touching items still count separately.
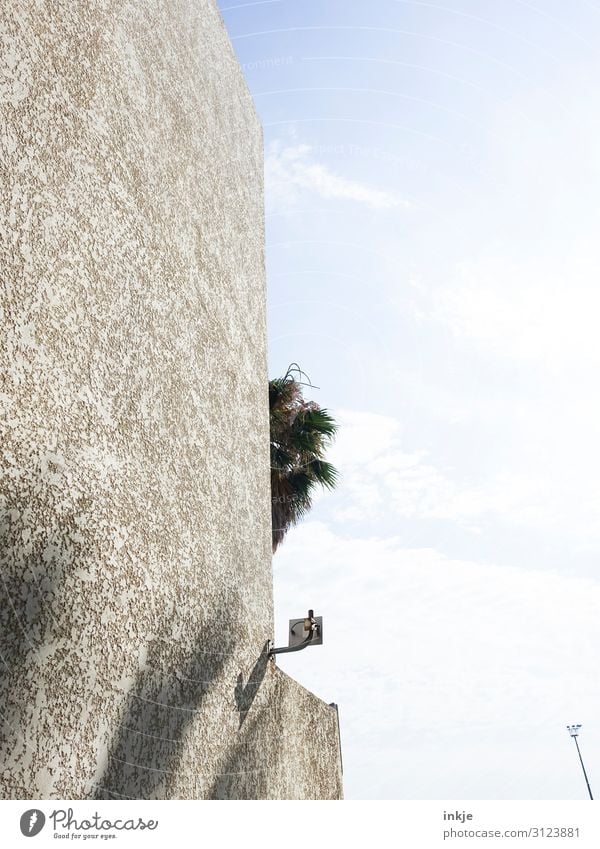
[268,609,323,656]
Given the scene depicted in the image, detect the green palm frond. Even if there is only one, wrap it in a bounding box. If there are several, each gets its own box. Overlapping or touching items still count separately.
[269,365,339,552]
[306,458,339,489]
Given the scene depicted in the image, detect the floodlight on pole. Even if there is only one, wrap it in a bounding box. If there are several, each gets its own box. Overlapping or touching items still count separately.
[566,724,593,800]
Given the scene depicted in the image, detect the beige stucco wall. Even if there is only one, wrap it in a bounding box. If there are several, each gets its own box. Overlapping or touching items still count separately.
[0,0,342,799]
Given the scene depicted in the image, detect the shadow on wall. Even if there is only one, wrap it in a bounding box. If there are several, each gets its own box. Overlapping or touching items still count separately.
[208,708,272,799]
[206,642,275,799]
[211,642,276,799]
[94,632,272,799]
[234,642,269,729]
[0,565,59,766]
[0,506,79,797]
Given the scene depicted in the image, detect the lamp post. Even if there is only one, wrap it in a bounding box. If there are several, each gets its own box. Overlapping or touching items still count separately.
[566,724,593,800]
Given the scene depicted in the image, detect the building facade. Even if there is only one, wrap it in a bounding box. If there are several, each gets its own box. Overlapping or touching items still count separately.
[0,0,342,799]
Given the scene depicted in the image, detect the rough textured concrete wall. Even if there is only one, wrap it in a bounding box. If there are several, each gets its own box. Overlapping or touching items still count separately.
[0,0,342,799]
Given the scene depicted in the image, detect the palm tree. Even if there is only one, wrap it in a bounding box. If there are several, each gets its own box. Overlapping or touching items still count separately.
[269,364,338,552]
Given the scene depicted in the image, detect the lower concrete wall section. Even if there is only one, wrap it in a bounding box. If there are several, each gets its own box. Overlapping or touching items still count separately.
[0,0,342,799]
[89,653,343,800]
[1,641,343,800]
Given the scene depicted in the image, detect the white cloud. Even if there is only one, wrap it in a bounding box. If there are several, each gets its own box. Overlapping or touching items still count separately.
[393,70,600,378]
[328,410,521,525]
[322,410,600,542]
[265,141,406,210]
[409,244,600,375]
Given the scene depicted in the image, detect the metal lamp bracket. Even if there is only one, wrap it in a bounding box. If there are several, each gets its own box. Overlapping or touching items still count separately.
[268,609,323,656]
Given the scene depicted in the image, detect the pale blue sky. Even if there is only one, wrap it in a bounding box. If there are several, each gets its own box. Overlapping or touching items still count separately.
[219,0,600,800]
